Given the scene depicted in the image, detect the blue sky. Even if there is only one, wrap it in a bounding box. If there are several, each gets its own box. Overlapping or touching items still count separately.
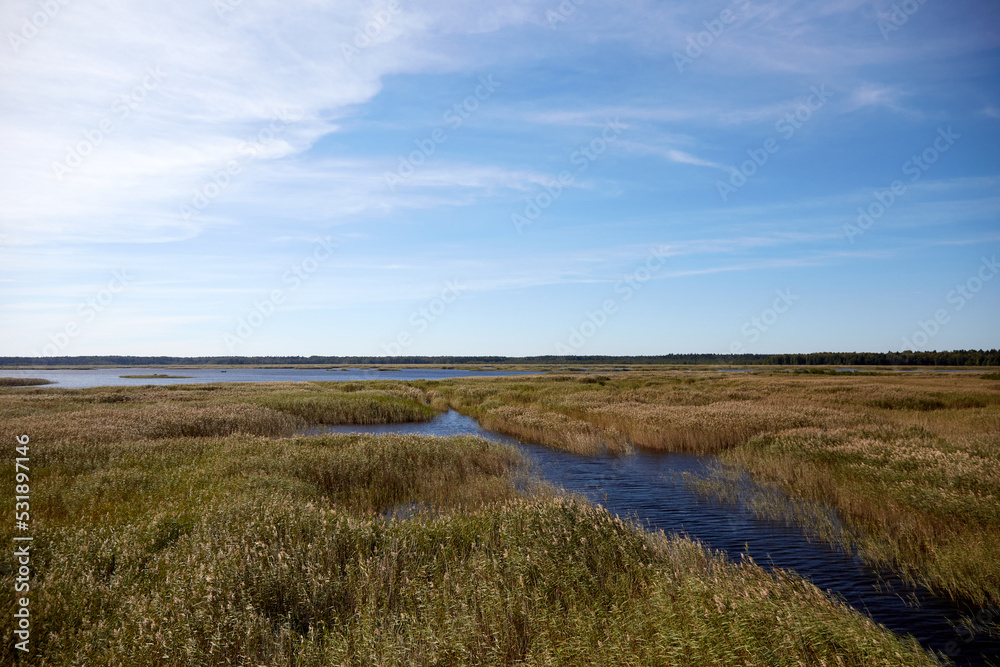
[1,0,998,356]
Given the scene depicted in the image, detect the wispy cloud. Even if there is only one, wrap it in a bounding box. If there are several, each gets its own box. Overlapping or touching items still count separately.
[2,0,998,355]
[618,141,728,171]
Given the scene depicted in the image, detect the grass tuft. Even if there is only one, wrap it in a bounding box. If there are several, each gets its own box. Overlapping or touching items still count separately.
[255,390,436,425]
[0,377,52,386]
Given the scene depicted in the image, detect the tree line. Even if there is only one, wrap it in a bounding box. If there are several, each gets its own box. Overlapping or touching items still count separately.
[1,350,997,367]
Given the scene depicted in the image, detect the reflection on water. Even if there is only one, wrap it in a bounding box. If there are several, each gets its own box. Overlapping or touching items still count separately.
[313,410,999,666]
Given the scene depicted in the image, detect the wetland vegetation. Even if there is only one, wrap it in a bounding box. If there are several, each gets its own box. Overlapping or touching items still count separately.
[0,377,53,387]
[420,371,1000,610]
[2,371,995,665]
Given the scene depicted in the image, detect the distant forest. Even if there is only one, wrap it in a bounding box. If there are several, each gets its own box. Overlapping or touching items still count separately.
[1,350,998,366]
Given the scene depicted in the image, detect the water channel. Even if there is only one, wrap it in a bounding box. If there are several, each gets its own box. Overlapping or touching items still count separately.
[312,410,999,666]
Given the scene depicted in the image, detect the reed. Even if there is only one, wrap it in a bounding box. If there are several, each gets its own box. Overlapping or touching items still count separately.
[283,434,526,513]
[477,405,630,455]
[425,370,1000,608]
[0,381,439,448]
[720,425,1000,607]
[255,390,436,425]
[2,461,935,666]
[0,377,52,386]
[424,373,845,455]
[0,380,941,665]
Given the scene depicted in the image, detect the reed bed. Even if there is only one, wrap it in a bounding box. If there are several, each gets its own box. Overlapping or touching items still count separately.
[477,405,630,455]
[0,380,942,665]
[424,373,848,455]
[255,390,436,425]
[0,377,52,386]
[2,472,935,666]
[425,371,1000,609]
[0,381,439,447]
[283,434,526,513]
[720,425,1000,607]
[5,402,304,451]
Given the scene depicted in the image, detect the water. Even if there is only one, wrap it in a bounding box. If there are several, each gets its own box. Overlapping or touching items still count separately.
[3,367,982,389]
[0,367,540,389]
[315,410,999,666]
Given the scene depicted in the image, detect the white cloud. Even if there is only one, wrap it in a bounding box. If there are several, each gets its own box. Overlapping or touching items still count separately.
[0,0,552,246]
[844,83,911,113]
[618,140,728,171]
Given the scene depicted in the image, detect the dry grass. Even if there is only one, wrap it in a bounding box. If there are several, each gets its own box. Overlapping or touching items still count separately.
[4,493,938,666]
[422,373,849,455]
[254,390,436,425]
[721,424,1000,606]
[478,405,631,455]
[0,381,438,447]
[424,371,1000,607]
[0,380,941,666]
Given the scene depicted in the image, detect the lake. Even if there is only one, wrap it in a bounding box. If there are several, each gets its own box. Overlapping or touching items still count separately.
[0,366,541,389]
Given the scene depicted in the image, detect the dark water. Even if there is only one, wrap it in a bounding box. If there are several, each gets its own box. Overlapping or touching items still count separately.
[0,367,539,389]
[315,411,999,666]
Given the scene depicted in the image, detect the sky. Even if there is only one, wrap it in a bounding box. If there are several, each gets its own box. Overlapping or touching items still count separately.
[1,0,998,357]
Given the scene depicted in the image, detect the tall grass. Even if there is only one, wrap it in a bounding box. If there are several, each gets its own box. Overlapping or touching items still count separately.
[284,434,525,513]
[0,381,440,448]
[5,402,304,449]
[423,373,847,455]
[3,477,936,666]
[0,381,942,665]
[255,390,436,425]
[720,425,1000,607]
[477,404,630,455]
[0,377,52,386]
[424,371,1000,608]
